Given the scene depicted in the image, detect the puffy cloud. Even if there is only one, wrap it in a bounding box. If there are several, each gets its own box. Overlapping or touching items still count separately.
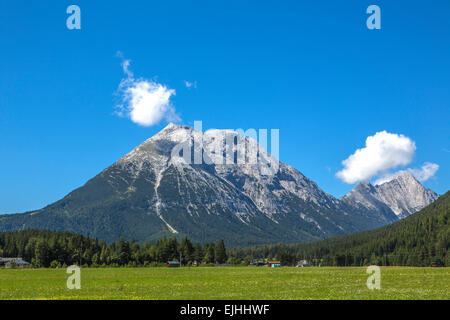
[115,53,179,127]
[119,79,178,126]
[408,162,439,182]
[336,131,416,184]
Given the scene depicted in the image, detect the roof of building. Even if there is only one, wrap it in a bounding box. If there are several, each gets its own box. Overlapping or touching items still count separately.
[0,258,30,265]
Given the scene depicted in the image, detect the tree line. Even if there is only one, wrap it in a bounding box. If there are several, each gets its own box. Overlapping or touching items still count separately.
[229,192,449,267]
[0,230,228,268]
[1,192,448,268]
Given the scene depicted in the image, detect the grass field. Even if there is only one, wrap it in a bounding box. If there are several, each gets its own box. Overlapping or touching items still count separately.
[0,267,448,300]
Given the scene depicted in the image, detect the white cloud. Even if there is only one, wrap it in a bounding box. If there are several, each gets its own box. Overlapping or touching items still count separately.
[121,59,133,78]
[115,53,179,127]
[116,51,133,78]
[184,80,197,89]
[336,131,416,184]
[408,162,439,182]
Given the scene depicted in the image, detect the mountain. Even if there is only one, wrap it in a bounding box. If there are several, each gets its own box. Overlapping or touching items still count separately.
[342,171,439,219]
[230,191,450,266]
[0,124,439,245]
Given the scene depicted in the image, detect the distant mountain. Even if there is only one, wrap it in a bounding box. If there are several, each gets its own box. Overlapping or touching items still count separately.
[342,171,439,219]
[0,124,439,245]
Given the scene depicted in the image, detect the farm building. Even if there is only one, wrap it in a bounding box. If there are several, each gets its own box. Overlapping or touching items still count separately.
[268,261,281,268]
[0,258,30,268]
[167,261,180,268]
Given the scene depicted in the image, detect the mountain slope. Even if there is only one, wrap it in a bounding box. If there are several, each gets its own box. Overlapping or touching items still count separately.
[0,124,439,245]
[230,191,450,266]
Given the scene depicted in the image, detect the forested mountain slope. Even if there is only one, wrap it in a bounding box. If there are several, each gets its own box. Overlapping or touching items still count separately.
[230,191,450,266]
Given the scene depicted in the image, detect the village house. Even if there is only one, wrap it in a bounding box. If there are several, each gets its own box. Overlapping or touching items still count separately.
[268,261,281,268]
[0,258,31,268]
[167,261,181,268]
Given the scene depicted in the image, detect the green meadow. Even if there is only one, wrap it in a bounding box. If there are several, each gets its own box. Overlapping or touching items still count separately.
[0,267,448,300]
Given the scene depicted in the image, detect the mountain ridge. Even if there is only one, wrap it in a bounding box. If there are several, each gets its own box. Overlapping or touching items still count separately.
[0,123,440,245]
[342,170,439,219]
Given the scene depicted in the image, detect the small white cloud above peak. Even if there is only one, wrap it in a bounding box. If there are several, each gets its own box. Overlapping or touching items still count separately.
[337,131,439,186]
[408,162,439,182]
[336,131,416,184]
[115,53,180,127]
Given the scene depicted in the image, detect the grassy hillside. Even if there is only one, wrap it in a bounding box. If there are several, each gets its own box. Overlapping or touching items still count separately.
[230,191,450,266]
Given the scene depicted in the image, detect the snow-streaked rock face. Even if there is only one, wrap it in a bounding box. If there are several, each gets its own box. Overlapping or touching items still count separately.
[373,171,439,218]
[343,171,439,219]
[116,123,337,225]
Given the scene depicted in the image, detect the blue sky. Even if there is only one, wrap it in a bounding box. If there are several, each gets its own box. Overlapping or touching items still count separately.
[0,0,449,213]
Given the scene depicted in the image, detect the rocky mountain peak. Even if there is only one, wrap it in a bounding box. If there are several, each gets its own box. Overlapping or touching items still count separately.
[379,170,419,185]
[352,181,376,193]
[343,170,439,219]
[374,171,439,218]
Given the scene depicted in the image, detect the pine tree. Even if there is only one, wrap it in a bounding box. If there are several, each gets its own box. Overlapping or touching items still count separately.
[215,240,227,264]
